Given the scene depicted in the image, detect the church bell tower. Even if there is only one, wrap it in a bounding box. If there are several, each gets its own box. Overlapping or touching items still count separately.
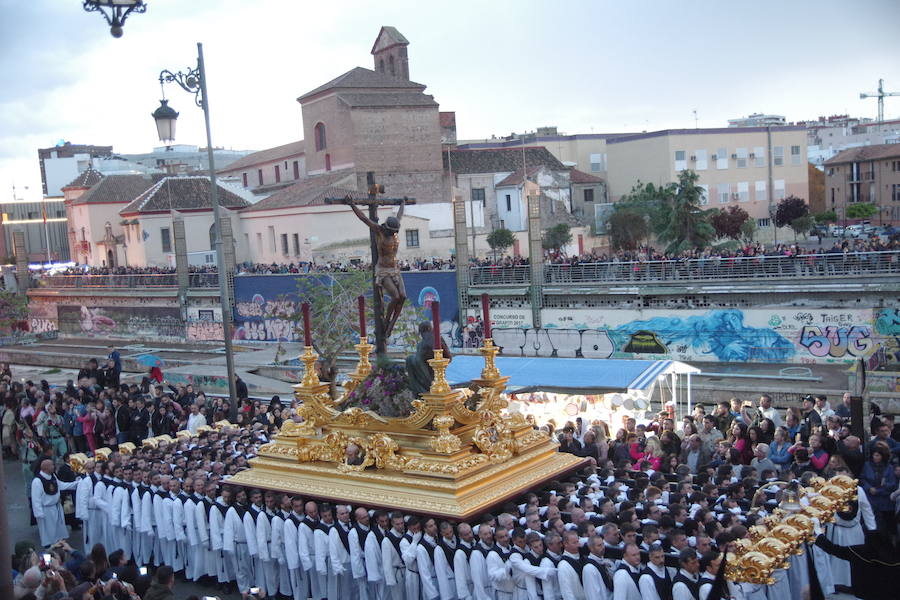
[371,26,410,81]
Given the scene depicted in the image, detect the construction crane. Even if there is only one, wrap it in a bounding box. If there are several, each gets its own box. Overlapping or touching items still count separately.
[859,78,899,123]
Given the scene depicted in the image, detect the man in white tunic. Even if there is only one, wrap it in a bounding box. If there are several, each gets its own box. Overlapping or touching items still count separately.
[556,530,586,600]
[255,491,279,598]
[90,464,110,554]
[400,516,422,600]
[223,488,253,595]
[538,532,563,600]
[825,483,876,590]
[454,523,476,600]
[74,460,96,550]
[31,459,80,546]
[138,472,156,566]
[671,549,701,600]
[434,521,459,600]
[638,543,672,600]
[273,495,294,598]
[612,543,643,600]
[115,468,134,561]
[283,497,307,600]
[583,535,614,600]
[348,506,372,600]
[247,490,266,594]
[299,501,322,600]
[153,475,174,568]
[366,510,390,600]
[208,485,232,585]
[194,483,213,580]
[381,513,407,600]
[509,527,550,600]
[416,517,442,600]
[168,478,187,574]
[470,521,496,600]
[181,478,200,581]
[314,505,338,600]
[329,504,355,600]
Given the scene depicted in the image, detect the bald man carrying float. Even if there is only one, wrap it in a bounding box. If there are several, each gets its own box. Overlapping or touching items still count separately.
[31,458,80,547]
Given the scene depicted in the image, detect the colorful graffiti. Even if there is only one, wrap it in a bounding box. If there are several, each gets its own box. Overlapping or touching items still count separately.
[230,272,459,346]
[57,305,184,339]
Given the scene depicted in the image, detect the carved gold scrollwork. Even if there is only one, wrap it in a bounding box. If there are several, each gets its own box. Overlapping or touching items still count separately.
[429,415,462,454]
[473,411,516,463]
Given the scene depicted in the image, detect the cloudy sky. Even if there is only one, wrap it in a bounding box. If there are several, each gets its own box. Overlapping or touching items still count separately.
[2,0,899,202]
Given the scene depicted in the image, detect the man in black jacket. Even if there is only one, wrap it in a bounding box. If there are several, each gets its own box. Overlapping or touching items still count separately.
[113,397,131,445]
[815,532,900,599]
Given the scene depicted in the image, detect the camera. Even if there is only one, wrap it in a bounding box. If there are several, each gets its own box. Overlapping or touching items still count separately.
[41,553,52,565]
[249,587,260,594]
[139,566,148,576]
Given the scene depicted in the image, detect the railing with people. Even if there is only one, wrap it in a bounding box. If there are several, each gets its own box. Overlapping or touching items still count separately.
[470,250,900,285]
[36,273,180,288]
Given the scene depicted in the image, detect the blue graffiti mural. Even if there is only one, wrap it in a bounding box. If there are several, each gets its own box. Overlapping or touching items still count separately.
[611,309,796,362]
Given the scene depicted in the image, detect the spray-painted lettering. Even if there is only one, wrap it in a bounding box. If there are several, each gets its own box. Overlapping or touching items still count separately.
[798,325,874,358]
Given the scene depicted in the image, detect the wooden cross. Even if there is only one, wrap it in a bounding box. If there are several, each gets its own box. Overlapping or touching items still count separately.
[325,171,416,356]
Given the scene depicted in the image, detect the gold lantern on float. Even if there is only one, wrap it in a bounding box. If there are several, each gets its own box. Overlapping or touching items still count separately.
[94,447,112,462]
[69,453,88,474]
[118,442,136,455]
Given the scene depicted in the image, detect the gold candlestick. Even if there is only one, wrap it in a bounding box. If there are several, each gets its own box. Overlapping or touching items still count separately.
[300,345,321,387]
[428,348,451,394]
[351,341,374,379]
[479,338,501,380]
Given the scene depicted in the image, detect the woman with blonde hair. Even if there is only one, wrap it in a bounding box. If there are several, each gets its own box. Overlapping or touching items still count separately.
[635,436,664,471]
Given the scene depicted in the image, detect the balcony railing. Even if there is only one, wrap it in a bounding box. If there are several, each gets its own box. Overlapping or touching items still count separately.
[188,272,219,288]
[471,250,900,285]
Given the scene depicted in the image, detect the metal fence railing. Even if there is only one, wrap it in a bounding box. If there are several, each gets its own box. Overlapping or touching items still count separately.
[468,265,531,286]
[188,272,219,288]
[36,273,179,288]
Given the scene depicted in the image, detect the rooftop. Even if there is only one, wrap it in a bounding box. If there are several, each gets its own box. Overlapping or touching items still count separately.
[824,143,900,165]
[217,140,305,175]
[120,176,250,214]
[63,167,104,189]
[71,173,163,206]
[445,147,566,175]
[242,170,366,213]
[298,67,426,102]
[606,126,807,144]
[569,168,605,184]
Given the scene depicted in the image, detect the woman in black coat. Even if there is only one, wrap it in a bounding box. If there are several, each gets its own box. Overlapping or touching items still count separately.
[814,532,900,599]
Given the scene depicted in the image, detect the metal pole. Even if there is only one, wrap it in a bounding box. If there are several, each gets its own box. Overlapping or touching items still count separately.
[197,42,237,417]
[43,198,51,265]
[767,125,775,244]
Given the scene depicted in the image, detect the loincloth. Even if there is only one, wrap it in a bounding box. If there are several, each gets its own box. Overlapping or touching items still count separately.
[374,265,406,295]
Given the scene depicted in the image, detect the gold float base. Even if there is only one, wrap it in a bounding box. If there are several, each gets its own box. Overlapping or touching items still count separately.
[229,443,586,520]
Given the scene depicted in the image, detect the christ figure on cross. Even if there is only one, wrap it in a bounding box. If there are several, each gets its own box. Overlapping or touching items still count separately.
[344,197,407,337]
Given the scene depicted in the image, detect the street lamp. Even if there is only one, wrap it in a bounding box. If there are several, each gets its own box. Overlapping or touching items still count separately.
[82,0,146,38]
[153,43,238,418]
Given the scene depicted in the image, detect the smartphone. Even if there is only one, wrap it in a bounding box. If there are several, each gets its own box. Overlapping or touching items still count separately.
[42,553,51,564]
[249,587,260,594]
[202,597,219,600]
[139,566,148,576]
[112,572,118,579]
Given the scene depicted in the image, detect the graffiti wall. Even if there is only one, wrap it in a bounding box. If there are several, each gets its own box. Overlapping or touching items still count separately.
[479,307,891,365]
[57,305,184,339]
[231,272,459,346]
[28,302,59,335]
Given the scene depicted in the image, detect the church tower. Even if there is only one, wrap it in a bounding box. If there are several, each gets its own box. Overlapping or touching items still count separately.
[371,26,410,80]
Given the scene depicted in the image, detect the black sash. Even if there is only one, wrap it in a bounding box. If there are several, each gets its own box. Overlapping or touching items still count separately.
[837,499,859,521]
[543,552,561,567]
[456,542,473,561]
[439,538,457,571]
[641,565,673,600]
[588,556,614,592]
[355,525,370,550]
[213,501,229,518]
[232,503,248,519]
[387,530,404,556]
[673,572,700,600]
[318,522,332,536]
[249,505,262,521]
[525,552,543,567]
[90,473,100,492]
[561,554,585,578]
[178,493,190,504]
[369,526,386,549]
[40,474,59,496]
[335,523,351,553]
[474,542,493,558]
[155,490,168,501]
[616,564,641,588]
[422,538,437,564]
[288,514,303,528]
[303,515,317,531]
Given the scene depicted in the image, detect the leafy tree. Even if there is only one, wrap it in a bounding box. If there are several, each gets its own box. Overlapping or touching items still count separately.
[808,163,825,212]
[740,218,757,242]
[608,207,649,251]
[618,180,675,234]
[774,195,808,228]
[0,291,28,334]
[814,210,837,224]
[486,228,515,255]
[710,206,750,240]
[542,223,573,257]
[846,202,878,220]
[653,170,716,253]
[789,214,815,239]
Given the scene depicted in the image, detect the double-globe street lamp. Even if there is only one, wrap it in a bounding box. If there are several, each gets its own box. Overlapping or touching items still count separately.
[152,43,237,417]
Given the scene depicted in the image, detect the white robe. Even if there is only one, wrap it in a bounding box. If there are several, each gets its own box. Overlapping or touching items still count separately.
[672,569,701,600]
[613,564,643,600]
[381,531,406,600]
[540,554,561,600]
[31,473,79,546]
[434,539,458,600]
[365,527,387,600]
[469,544,495,600]
[454,543,475,600]
[825,487,877,588]
[183,496,201,580]
[348,525,370,600]
[74,475,94,549]
[315,524,337,600]
[208,500,230,583]
[556,553,586,600]
[283,514,305,600]
[416,536,441,600]
[487,547,515,599]
[329,523,355,600]
[401,533,421,600]
[194,498,214,578]
[271,512,293,597]
[256,509,277,597]
[223,505,253,593]
[170,494,187,573]
[638,564,672,600]
[583,556,613,600]
[509,547,548,600]
[300,519,322,600]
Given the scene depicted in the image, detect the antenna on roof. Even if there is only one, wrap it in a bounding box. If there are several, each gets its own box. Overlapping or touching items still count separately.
[693,109,698,129]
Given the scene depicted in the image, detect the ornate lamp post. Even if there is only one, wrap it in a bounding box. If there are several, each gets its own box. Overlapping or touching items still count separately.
[82,0,146,38]
[152,43,238,417]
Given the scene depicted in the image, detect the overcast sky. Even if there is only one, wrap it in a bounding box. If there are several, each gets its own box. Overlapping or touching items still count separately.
[2,0,899,202]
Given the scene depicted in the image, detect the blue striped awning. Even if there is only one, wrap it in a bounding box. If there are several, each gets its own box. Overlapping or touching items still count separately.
[445,355,699,394]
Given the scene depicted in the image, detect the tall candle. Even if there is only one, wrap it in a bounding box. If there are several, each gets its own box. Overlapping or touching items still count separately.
[301,302,312,346]
[480,293,492,339]
[357,295,367,340]
[431,300,441,353]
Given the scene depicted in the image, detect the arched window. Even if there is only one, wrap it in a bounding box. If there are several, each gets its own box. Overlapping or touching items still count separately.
[209,224,216,250]
[378,58,385,73]
[314,122,327,151]
[389,55,395,76]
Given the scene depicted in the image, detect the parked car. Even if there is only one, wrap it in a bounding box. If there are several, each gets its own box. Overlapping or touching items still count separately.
[831,225,845,237]
[845,224,864,238]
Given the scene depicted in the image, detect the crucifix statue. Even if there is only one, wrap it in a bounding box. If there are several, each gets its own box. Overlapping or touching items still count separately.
[326,172,415,356]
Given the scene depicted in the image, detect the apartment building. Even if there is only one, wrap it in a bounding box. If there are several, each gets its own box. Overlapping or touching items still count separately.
[824,143,900,226]
[606,127,809,225]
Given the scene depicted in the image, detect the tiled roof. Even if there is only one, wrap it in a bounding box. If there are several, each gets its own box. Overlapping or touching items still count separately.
[119,176,250,215]
[217,140,304,174]
[336,92,437,108]
[242,170,366,212]
[371,26,409,53]
[824,143,900,165]
[495,166,544,187]
[71,174,162,205]
[445,147,567,175]
[569,168,604,184]
[298,67,426,102]
[64,167,104,189]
